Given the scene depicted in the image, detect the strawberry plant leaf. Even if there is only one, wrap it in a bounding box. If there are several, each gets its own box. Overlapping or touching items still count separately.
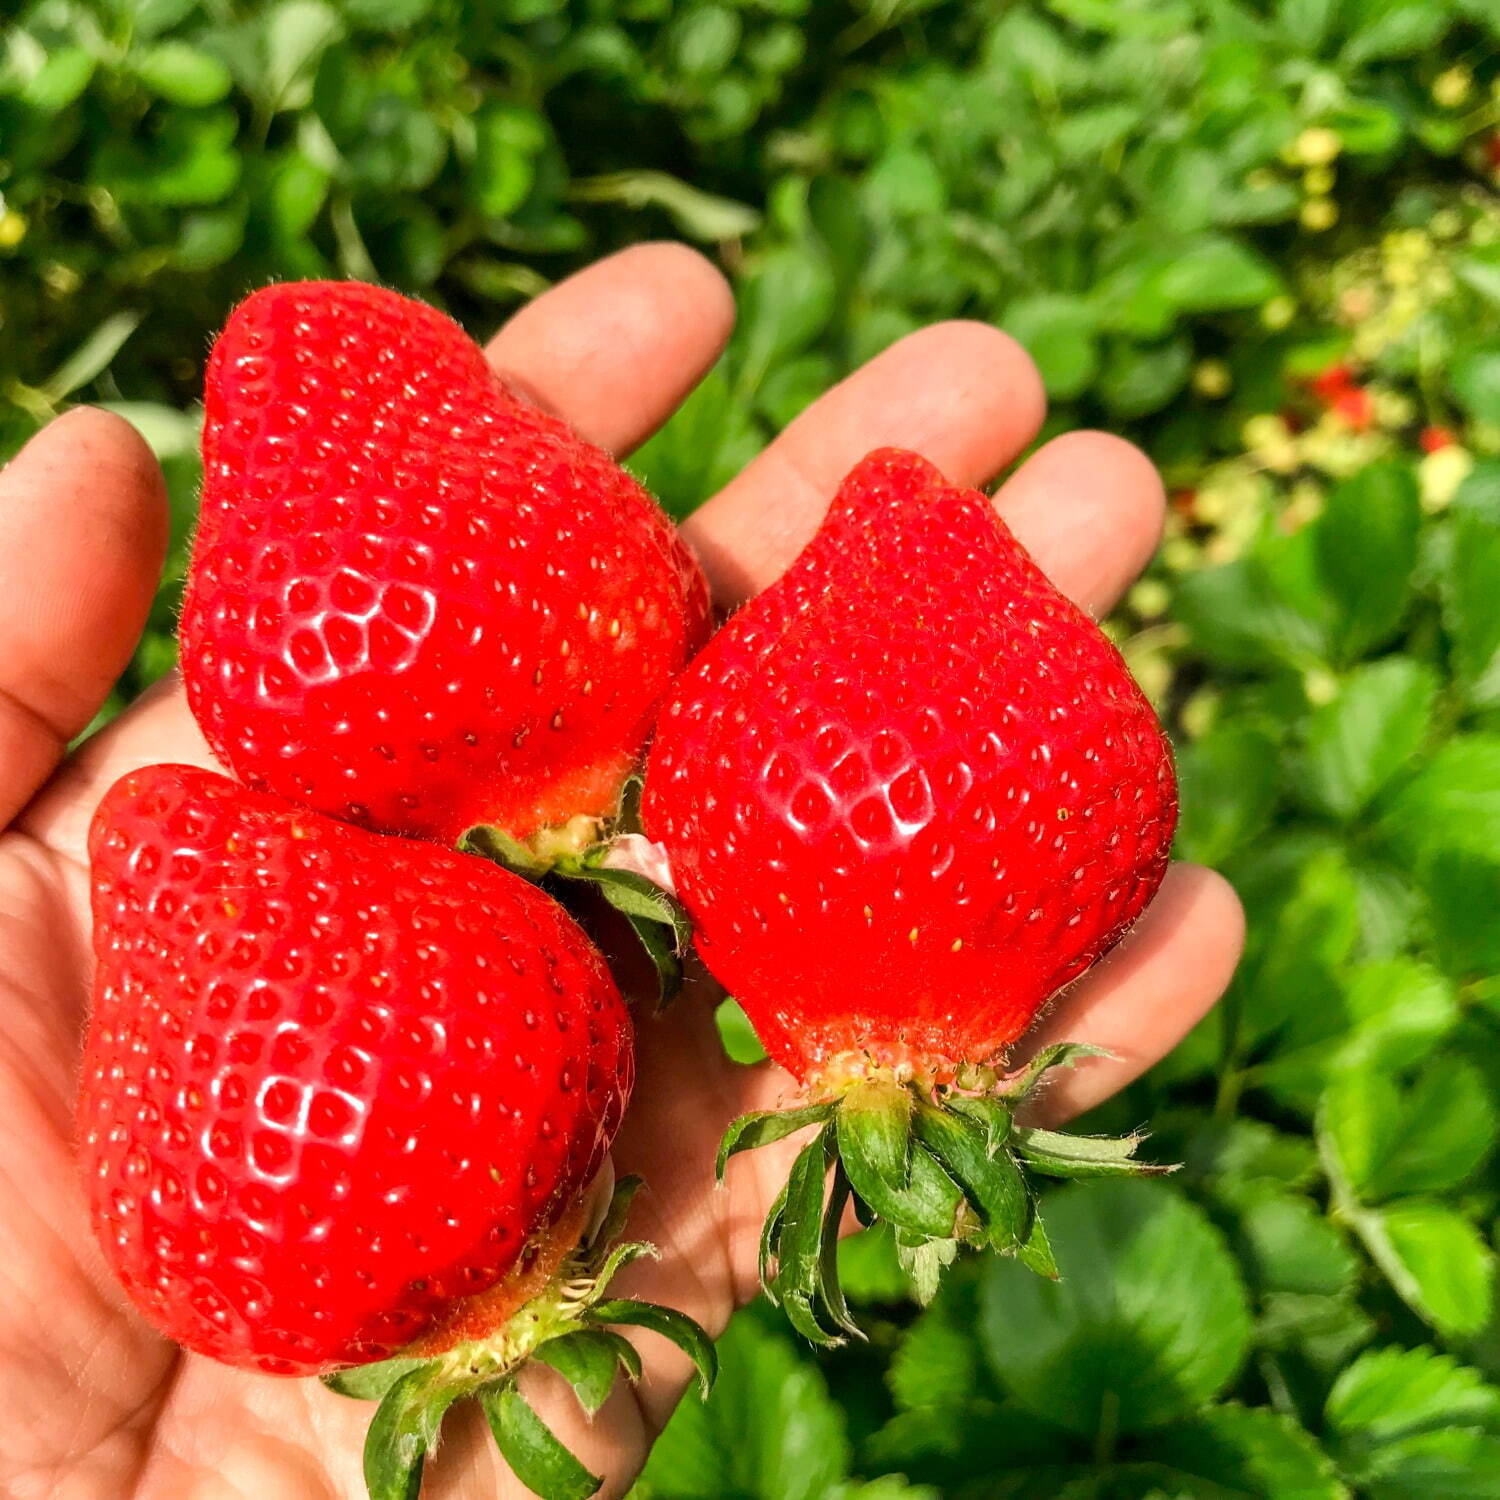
[483,1383,601,1500]
[1300,657,1438,820]
[1363,1200,1495,1338]
[1326,1344,1500,1447]
[1144,1403,1343,1499]
[587,1299,718,1398]
[718,1103,835,1179]
[363,1364,461,1500]
[980,1180,1251,1435]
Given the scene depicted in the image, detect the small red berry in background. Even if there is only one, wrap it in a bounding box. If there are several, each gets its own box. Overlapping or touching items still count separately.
[1421,425,1455,453]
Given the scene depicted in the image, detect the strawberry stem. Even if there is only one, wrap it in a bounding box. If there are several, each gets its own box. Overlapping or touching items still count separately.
[326,1176,716,1500]
[718,1043,1177,1346]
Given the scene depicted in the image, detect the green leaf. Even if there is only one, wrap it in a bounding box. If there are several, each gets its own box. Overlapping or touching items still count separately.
[717,1103,834,1180]
[1216,1182,1357,1298]
[40,312,143,403]
[1422,850,1500,979]
[1315,463,1421,664]
[1175,553,1327,670]
[1146,1403,1345,1499]
[1342,2,1447,63]
[1175,723,1281,865]
[484,1383,600,1500]
[1002,294,1099,399]
[1157,236,1282,312]
[1301,657,1437,819]
[634,1309,851,1500]
[587,1299,718,1399]
[1360,1429,1500,1499]
[1368,1201,1496,1338]
[1383,735,1500,864]
[888,1292,984,1413]
[133,42,233,106]
[1327,1345,1500,1444]
[1452,350,1500,426]
[1443,513,1500,707]
[735,247,836,391]
[978,1181,1251,1435]
[714,999,769,1065]
[364,1364,460,1500]
[1372,1058,1497,1199]
[534,1331,624,1416]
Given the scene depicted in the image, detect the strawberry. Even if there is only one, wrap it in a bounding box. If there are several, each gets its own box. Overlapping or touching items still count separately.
[180,281,711,853]
[79,764,712,1497]
[641,449,1178,1336]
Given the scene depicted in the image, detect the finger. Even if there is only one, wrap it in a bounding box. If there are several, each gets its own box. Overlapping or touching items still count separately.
[485,242,736,456]
[995,430,1166,618]
[1018,864,1246,1124]
[0,409,168,829]
[683,321,1047,605]
[18,675,215,865]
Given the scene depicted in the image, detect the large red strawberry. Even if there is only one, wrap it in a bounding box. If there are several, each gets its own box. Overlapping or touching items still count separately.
[180,281,711,852]
[642,448,1177,1336]
[79,765,711,1497]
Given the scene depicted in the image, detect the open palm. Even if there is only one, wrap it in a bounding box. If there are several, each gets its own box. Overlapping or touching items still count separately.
[0,245,1243,1500]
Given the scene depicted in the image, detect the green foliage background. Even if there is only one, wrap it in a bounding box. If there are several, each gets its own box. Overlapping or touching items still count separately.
[7,0,1500,1494]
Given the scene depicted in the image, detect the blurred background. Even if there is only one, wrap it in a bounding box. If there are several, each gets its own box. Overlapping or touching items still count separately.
[4,1,1500,1494]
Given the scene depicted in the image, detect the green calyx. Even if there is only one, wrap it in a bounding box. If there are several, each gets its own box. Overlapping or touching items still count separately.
[460,777,691,1006]
[718,1043,1177,1346]
[324,1177,716,1500]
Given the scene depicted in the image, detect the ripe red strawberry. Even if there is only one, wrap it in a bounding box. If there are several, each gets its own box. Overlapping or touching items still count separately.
[79,765,712,1495]
[180,281,711,851]
[642,448,1177,1336]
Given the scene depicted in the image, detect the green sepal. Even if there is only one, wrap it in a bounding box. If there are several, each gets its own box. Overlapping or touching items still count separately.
[586,1298,719,1397]
[1003,1041,1113,1101]
[363,1363,463,1500]
[329,1175,715,1500]
[837,1102,966,1240]
[483,1382,602,1500]
[776,1128,841,1345]
[324,1355,428,1402]
[717,1101,835,1179]
[946,1093,1013,1152]
[1015,1210,1060,1279]
[532,1330,627,1415]
[1012,1125,1175,1179]
[912,1101,1032,1252]
[727,1053,1174,1344]
[894,1229,959,1306]
[566,862,692,1006]
[458,824,555,879]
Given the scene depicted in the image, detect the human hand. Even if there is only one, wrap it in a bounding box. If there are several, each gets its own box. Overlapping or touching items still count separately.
[0,244,1243,1499]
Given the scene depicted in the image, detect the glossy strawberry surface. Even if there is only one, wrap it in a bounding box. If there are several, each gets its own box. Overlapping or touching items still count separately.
[644,448,1177,1084]
[180,281,710,845]
[78,765,632,1375]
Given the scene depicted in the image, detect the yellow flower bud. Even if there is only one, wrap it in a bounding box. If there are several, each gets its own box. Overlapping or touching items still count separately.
[1296,127,1342,166]
[0,210,27,251]
[1301,197,1338,232]
[1192,360,1232,399]
[1419,445,1474,511]
[1432,66,1472,109]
